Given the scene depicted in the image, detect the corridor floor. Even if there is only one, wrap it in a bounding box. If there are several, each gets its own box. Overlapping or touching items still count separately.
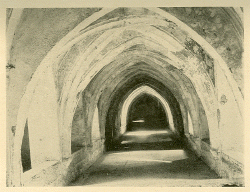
[70,130,229,187]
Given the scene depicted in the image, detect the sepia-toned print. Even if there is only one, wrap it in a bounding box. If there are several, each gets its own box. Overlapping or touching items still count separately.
[6,7,244,187]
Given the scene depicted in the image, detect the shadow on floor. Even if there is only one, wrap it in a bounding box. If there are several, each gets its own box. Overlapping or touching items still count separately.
[70,130,230,187]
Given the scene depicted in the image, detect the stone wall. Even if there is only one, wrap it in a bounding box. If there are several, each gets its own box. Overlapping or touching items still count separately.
[20,138,105,186]
[6,8,244,186]
[185,135,244,185]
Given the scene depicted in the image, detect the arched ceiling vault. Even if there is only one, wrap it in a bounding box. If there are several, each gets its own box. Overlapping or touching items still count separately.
[90,60,199,121]
[59,38,217,146]
[10,8,244,186]
[13,7,243,162]
[81,55,210,140]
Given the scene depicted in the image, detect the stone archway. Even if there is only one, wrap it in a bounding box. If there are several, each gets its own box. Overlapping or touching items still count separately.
[11,7,243,186]
[120,85,175,134]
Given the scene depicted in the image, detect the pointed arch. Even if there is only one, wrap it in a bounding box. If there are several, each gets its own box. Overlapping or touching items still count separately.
[12,7,243,186]
[120,85,175,134]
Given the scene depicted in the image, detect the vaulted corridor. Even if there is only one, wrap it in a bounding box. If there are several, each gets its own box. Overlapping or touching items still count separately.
[6,7,244,187]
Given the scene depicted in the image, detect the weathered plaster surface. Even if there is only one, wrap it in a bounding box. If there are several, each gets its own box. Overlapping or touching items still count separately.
[160,7,243,93]
[6,8,244,186]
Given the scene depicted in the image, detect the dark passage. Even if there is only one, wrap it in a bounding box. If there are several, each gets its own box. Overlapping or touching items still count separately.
[127,94,169,132]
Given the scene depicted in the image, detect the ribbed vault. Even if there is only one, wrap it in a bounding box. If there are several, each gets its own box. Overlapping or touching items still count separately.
[58,25,217,157]
[11,7,243,186]
[79,58,210,151]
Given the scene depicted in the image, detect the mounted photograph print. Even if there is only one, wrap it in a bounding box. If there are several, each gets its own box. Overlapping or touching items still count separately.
[6,7,244,187]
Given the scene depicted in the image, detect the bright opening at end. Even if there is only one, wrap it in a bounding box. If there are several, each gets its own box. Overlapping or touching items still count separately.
[132,119,145,123]
[124,130,170,136]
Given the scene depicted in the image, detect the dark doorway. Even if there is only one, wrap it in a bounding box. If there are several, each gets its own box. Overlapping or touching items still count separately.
[21,120,32,172]
[127,94,169,132]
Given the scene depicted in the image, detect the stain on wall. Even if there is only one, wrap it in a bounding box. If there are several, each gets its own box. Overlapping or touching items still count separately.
[160,7,243,92]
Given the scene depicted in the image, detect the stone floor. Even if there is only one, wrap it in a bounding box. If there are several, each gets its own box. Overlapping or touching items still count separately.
[69,130,232,187]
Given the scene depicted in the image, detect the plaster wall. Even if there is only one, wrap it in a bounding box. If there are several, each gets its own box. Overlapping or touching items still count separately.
[6,8,244,186]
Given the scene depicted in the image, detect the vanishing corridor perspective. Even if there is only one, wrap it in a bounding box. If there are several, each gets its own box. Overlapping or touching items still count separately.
[6,7,244,187]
